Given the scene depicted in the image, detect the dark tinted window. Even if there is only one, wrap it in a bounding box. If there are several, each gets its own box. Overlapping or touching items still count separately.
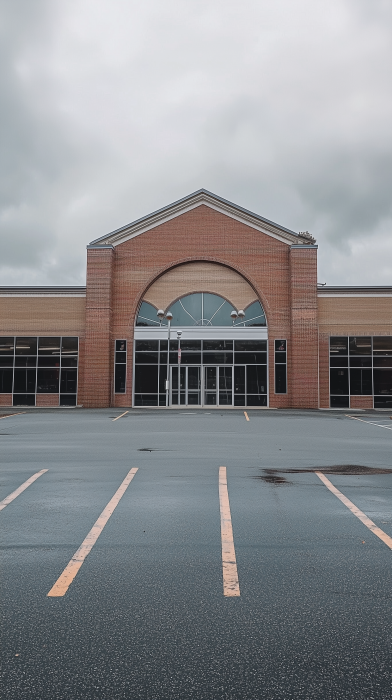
[61,337,78,354]
[349,337,372,355]
[15,337,37,355]
[0,338,14,354]
[330,337,348,355]
[38,337,60,355]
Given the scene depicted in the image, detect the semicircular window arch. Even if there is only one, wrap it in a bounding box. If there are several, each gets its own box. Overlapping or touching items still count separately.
[136,293,266,327]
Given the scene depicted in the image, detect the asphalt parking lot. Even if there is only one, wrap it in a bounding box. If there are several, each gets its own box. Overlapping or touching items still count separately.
[1,408,392,700]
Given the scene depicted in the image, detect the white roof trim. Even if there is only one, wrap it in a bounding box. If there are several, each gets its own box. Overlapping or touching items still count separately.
[89,190,308,248]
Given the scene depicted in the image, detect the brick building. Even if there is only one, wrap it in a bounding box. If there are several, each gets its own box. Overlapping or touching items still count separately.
[1,190,391,409]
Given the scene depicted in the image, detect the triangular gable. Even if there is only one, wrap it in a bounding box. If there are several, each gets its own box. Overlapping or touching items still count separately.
[88,189,311,248]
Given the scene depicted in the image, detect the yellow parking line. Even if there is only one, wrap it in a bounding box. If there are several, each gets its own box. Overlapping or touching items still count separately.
[112,410,129,422]
[0,412,26,420]
[219,467,240,597]
[47,467,138,597]
[316,471,392,549]
[0,469,48,511]
[244,411,249,421]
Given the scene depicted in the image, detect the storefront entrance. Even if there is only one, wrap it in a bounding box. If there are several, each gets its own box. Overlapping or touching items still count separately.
[170,365,239,407]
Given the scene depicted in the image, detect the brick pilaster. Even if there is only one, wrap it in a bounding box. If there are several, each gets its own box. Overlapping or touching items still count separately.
[83,245,114,407]
[290,246,319,408]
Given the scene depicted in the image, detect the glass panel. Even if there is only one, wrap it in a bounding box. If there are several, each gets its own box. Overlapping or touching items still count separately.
[373,369,392,395]
[0,357,14,367]
[330,337,348,356]
[205,367,217,390]
[349,337,372,356]
[136,302,163,326]
[373,337,392,355]
[116,340,126,352]
[168,294,202,326]
[235,352,266,365]
[15,356,37,367]
[374,396,392,408]
[349,357,371,368]
[115,351,126,364]
[134,394,159,406]
[275,340,286,352]
[330,368,349,395]
[202,353,233,365]
[238,301,266,327]
[0,338,14,354]
[61,357,78,368]
[13,394,35,406]
[38,337,61,355]
[234,394,245,406]
[180,353,202,365]
[247,366,267,394]
[247,395,268,406]
[60,395,76,406]
[187,367,200,390]
[134,352,159,364]
[61,337,78,354]
[234,366,245,394]
[15,337,37,355]
[134,365,158,393]
[37,369,60,393]
[330,396,349,408]
[115,365,126,393]
[135,340,159,352]
[330,357,349,367]
[188,393,200,405]
[373,357,392,367]
[203,294,234,326]
[159,365,167,393]
[0,369,12,393]
[179,340,201,351]
[235,340,267,352]
[203,340,233,351]
[159,340,177,351]
[38,356,61,367]
[349,369,372,395]
[14,369,36,393]
[275,352,286,364]
[219,367,232,390]
[205,393,217,405]
[275,364,287,394]
[60,369,77,394]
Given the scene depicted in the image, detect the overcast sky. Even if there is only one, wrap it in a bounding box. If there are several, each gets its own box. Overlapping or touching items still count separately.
[1,0,391,286]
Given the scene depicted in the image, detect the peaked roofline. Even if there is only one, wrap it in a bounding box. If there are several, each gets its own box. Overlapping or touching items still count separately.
[88,189,311,248]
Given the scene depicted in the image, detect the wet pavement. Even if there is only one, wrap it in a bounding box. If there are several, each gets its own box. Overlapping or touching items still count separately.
[1,408,392,700]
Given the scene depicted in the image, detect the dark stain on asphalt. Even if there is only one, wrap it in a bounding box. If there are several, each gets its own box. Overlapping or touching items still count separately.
[258,465,392,477]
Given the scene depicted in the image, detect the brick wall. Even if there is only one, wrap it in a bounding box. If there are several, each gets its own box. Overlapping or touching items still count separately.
[82,247,114,408]
[101,205,295,409]
[289,247,319,408]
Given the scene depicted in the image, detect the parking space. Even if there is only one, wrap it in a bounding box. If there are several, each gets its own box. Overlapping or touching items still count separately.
[1,409,392,699]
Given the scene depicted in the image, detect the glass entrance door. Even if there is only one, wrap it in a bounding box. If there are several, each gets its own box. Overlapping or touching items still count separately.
[204,367,233,406]
[170,366,201,406]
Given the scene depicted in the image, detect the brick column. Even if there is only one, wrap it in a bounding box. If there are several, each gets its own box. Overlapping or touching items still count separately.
[289,245,319,408]
[83,245,114,408]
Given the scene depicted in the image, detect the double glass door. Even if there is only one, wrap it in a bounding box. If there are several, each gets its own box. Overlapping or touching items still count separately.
[170,366,235,406]
[170,366,201,405]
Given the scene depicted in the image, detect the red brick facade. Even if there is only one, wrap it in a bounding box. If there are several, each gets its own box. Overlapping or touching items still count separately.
[1,190,391,409]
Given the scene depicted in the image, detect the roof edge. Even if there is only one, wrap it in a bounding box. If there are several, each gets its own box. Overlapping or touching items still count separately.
[88,189,302,246]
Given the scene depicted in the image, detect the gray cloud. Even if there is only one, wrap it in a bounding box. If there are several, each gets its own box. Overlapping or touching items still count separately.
[1,0,391,285]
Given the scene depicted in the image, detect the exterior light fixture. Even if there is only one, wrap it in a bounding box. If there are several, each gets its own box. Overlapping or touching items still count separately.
[157,309,165,320]
[238,310,245,319]
[230,310,238,325]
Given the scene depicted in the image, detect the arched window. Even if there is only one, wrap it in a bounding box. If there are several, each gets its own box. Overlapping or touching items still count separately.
[136,293,266,327]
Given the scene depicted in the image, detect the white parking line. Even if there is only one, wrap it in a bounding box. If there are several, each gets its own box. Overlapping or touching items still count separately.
[316,471,392,550]
[346,415,392,431]
[0,470,48,511]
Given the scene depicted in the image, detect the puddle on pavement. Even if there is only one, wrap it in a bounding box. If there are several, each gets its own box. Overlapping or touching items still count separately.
[253,469,291,486]
[138,448,172,452]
